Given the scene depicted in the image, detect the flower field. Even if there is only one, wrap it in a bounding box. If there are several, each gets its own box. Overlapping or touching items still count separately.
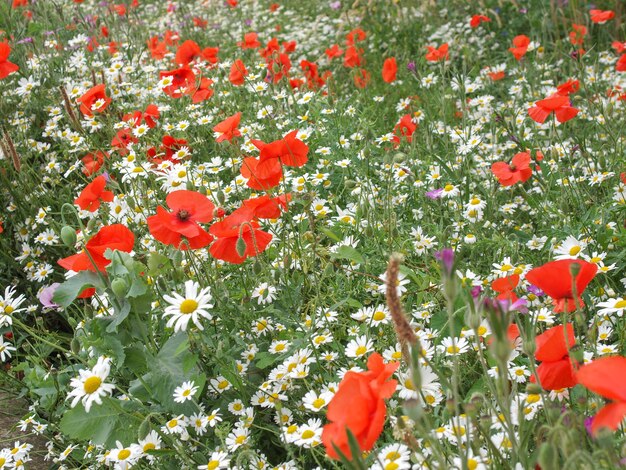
[1,0,626,468]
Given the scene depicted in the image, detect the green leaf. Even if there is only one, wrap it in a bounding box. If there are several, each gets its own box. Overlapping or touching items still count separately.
[147,252,171,276]
[255,352,278,369]
[332,246,364,264]
[321,228,341,242]
[52,272,104,308]
[59,398,138,447]
[128,333,205,413]
[105,300,131,333]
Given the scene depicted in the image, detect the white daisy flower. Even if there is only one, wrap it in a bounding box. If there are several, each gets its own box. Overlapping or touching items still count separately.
[173,380,199,403]
[162,280,214,332]
[67,356,115,412]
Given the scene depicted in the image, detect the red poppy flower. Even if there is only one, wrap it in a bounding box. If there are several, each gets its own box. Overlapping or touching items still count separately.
[253,130,309,171]
[343,46,364,68]
[491,151,532,186]
[491,274,519,302]
[322,353,399,460]
[556,79,580,96]
[239,32,260,49]
[192,77,214,103]
[240,156,283,190]
[74,175,114,212]
[193,17,207,28]
[81,151,109,176]
[160,135,189,161]
[382,57,397,83]
[239,194,290,220]
[229,59,248,86]
[0,42,19,79]
[111,128,138,154]
[301,60,328,89]
[530,323,578,390]
[77,84,111,116]
[425,43,449,62]
[346,28,366,46]
[159,66,196,98]
[175,40,202,65]
[509,35,530,60]
[528,94,579,124]
[209,210,272,264]
[213,112,241,143]
[325,44,344,59]
[488,70,505,81]
[147,190,215,250]
[58,224,135,272]
[569,24,587,46]
[352,68,369,88]
[267,53,291,83]
[123,103,160,128]
[392,114,417,146]
[148,36,168,60]
[525,259,597,313]
[617,54,626,72]
[614,41,626,53]
[470,14,491,28]
[590,9,614,24]
[577,356,626,436]
[260,37,280,59]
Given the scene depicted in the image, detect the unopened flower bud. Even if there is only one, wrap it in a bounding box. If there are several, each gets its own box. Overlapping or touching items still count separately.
[538,442,559,470]
[111,278,128,298]
[236,237,247,257]
[60,226,77,247]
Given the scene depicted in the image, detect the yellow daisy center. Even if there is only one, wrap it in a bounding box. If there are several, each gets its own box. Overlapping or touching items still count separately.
[569,246,581,256]
[83,376,102,394]
[118,449,131,460]
[312,398,325,409]
[180,299,198,314]
[373,310,386,321]
[301,430,315,439]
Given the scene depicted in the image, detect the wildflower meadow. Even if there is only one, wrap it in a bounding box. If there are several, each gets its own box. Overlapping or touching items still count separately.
[1,0,626,468]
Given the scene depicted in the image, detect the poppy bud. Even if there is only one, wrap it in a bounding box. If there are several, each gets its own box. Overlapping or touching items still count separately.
[186,181,194,191]
[111,278,128,298]
[569,344,584,364]
[216,190,226,205]
[493,341,510,363]
[253,259,263,275]
[236,237,247,257]
[569,261,581,278]
[466,308,481,331]
[198,186,207,195]
[365,225,374,237]
[87,217,98,231]
[70,337,80,354]
[393,152,406,163]
[523,339,536,356]
[344,179,356,189]
[526,382,542,394]
[60,226,77,247]
[537,442,558,470]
